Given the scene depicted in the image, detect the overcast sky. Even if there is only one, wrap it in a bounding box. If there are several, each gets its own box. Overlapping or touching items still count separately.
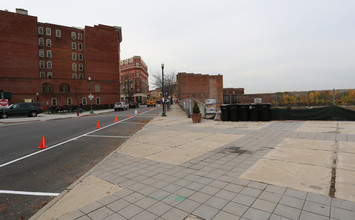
[3,0,355,93]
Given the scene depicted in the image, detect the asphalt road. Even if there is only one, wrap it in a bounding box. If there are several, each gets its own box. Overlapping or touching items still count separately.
[0,106,160,220]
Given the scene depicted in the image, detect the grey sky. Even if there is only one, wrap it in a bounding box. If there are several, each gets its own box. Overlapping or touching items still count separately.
[2,0,355,93]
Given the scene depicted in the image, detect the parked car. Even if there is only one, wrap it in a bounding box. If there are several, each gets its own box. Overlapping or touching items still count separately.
[114,102,128,111]
[129,102,139,108]
[0,102,43,117]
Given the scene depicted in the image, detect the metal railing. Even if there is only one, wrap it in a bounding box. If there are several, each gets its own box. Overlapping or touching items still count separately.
[178,98,205,118]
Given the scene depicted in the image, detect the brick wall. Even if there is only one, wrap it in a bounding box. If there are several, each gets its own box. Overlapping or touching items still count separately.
[177,72,223,105]
[0,10,122,108]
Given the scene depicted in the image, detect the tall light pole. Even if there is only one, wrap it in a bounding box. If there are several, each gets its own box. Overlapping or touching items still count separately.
[161,63,166,117]
[88,77,94,114]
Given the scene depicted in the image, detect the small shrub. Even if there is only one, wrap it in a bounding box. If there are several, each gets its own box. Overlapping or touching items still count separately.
[192,102,200,114]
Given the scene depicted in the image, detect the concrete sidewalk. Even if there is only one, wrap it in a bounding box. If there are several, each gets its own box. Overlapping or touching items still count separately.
[32,104,355,220]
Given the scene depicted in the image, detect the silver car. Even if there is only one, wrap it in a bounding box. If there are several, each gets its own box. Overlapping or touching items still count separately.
[114,102,128,111]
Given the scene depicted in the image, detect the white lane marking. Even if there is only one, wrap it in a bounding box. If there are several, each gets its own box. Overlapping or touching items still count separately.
[0,110,156,168]
[120,121,145,125]
[0,190,60,197]
[85,135,131,138]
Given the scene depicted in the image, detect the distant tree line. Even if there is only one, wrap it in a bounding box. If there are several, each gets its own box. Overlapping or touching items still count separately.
[272,89,355,106]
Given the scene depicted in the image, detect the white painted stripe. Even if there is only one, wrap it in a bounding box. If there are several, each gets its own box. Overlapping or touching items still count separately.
[0,190,59,197]
[120,121,145,125]
[0,115,134,168]
[85,135,131,139]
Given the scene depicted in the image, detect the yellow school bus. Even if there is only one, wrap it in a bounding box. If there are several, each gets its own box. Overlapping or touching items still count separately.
[147,97,156,107]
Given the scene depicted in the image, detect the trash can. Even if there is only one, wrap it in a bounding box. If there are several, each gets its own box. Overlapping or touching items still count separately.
[238,104,249,121]
[220,104,230,121]
[229,104,239,121]
[258,103,271,121]
[249,103,258,121]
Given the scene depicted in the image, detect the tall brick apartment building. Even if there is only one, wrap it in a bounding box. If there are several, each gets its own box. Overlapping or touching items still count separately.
[120,56,149,104]
[0,9,122,109]
[177,72,223,105]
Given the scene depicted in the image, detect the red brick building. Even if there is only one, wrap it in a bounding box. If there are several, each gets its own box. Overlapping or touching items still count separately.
[177,72,223,105]
[0,9,122,109]
[120,56,149,103]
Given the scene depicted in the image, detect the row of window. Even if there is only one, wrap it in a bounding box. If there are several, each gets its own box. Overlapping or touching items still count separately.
[39,51,83,60]
[40,72,89,80]
[40,72,53,79]
[39,61,84,71]
[72,42,83,50]
[50,97,100,106]
[41,82,100,93]
[39,38,52,47]
[72,63,84,71]
[38,39,83,51]
[38,27,83,40]
[72,53,84,61]
[39,61,52,69]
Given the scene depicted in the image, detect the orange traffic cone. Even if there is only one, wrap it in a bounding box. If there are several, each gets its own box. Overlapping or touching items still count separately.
[150,107,152,110]
[128,113,131,118]
[38,135,48,149]
[96,121,101,129]
[114,116,118,122]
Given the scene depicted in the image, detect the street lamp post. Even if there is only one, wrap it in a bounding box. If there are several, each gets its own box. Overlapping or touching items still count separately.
[161,63,166,117]
[88,77,94,114]
[36,92,39,102]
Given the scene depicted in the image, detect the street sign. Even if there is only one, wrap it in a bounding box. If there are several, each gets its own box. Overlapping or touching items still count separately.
[0,99,8,106]
[88,94,94,100]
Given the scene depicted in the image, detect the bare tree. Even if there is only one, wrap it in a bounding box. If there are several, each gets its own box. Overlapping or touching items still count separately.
[151,72,177,98]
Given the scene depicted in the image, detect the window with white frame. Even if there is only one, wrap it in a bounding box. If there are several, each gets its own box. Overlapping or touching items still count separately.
[48,85,53,93]
[40,72,45,78]
[71,32,76,39]
[78,33,83,40]
[63,86,69,93]
[38,27,44,35]
[95,84,100,92]
[39,38,44,46]
[78,43,82,50]
[47,61,52,69]
[73,73,77,79]
[56,29,61,37]
[46,28,51,36]
[79,74,83,79]
[72,63,77,71]
[78,53,83,60]
[46,39,51,47]
[47,50,52,58]
[82,98,87,105]
[67,98,72,105]
[52,98,57,106]
[72,42,76,50]
[39,61,45,69]
[136,71,139,77]
[47,72,53,79]
[39,49,44,57]
[72,53,77,60]
[96,97,100,105]
[79,64,83,71]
